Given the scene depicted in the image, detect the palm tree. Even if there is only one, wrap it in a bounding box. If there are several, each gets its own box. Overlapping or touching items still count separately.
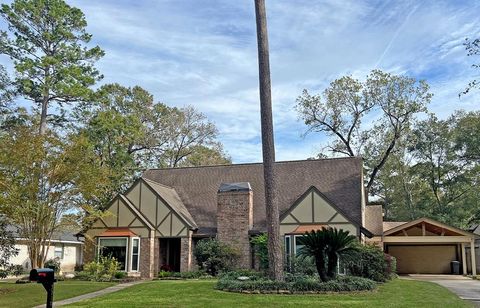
[254,0,283,281]
[324,228,357,280]
[298,230,328,282]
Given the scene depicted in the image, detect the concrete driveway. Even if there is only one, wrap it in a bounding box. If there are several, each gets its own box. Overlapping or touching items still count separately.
[403,275,480,306]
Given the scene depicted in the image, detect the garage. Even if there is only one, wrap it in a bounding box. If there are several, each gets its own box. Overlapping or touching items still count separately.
[382,218,477,275]
[386,244,458,274]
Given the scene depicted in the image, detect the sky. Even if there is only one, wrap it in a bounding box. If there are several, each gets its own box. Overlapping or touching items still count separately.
[2,0,480,163]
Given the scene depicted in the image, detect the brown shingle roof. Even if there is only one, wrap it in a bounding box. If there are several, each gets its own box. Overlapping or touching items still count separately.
[365,205,383,235]
[383,221,407,232]
[142,157,363,231]
[142,178,198,229]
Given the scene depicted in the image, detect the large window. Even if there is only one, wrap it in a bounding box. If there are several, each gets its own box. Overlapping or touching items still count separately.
[98,238,128,271]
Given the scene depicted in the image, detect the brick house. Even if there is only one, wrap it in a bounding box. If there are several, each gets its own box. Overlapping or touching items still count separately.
[82,157,477,278]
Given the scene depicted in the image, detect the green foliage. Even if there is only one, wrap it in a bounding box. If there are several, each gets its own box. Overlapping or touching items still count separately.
[217,274,376,293]
[114,271,127,279]
[287,255,317,276]
[157,269,211,279]
[342,244,395,282]
[193,239,239,276]
[44,258,61,274]
[296,70,431,194]
[81,255,119,282]
[297,228,357,281]
[74,83,229,210]
[250,233,269,270]
[0,0,104,133]
[377,111,480,227]
[0,123,110,267]
[461,37,479,95]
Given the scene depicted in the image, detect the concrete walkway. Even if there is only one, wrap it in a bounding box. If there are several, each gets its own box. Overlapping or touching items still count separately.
[403,275,480,307]
[33,280,145,307]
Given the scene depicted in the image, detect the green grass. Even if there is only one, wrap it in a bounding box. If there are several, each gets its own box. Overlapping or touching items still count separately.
[0,280,116,308]
[65,279,471,307]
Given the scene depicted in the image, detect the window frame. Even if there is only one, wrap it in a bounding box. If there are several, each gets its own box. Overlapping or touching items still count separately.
[129,237,141,272]
[54,244,64,260]
[97,237,129,272]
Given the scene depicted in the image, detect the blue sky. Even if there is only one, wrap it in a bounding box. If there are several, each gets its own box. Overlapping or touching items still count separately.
[2,0,480,163]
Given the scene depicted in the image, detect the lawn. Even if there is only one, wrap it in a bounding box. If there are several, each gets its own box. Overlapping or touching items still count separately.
[0,280,116,308]
[65,279,471,307]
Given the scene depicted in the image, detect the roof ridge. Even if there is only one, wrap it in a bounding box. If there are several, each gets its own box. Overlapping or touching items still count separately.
[142,177,174,190]
[143,156,362,172]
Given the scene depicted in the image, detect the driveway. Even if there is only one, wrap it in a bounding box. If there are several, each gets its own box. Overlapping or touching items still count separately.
[403,275,480,306]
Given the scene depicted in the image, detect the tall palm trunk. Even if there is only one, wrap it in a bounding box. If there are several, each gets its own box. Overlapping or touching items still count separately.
[254,0,283,281]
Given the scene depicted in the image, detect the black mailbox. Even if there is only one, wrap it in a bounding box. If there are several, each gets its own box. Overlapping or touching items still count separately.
[30,268,55,308]
[29,268,55,283]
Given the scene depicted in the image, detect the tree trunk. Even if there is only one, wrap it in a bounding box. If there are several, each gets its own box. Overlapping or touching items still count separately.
[315,253,328,282]
[327,251,338,280]
[39,98,48,135]
[254,0,283,281]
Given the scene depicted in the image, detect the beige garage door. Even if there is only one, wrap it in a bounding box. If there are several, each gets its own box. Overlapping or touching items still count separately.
[387,245,457,274]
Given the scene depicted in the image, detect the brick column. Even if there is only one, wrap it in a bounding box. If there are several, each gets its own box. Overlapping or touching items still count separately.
[83,237,96,264]
[217,183,253,269]
[139,231,155,278]
[180,235,190,272]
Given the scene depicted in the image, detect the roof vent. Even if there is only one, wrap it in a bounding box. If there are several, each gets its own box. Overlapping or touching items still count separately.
[218,182,251,193]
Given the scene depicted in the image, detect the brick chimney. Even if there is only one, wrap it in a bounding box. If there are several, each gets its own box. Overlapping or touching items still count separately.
[217,182,253,269]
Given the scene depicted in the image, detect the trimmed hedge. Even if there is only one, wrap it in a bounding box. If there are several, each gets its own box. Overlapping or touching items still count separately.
[216,274,377,293]
[157,270,213,280]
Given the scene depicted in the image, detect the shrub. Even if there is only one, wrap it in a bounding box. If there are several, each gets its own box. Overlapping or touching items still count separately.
[80,255,120,281]
[218,270,264,281]
[8,264,24,276]
[114,271,127,279]
[250,233,269,270]
[288,255,317,276]
[0,269,8,279]
[342,244,395,282]
[157,269,212,279]
[194,239,239,276]
[217,274,376,293]
[44,258,61,274]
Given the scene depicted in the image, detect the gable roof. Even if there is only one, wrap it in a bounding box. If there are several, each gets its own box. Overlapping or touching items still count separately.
[142,178,198,229]
[279,186,356,225]
[118,194,155,229]
[142,157,363,231]
[383,217,476,237]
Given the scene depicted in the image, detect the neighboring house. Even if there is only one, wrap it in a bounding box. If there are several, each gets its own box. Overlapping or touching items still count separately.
[7,225,83,273]
[82,157,477,278]
[365,205,477,275]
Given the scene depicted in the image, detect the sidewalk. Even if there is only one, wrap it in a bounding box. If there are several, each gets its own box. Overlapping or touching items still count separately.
[33,280,145,307]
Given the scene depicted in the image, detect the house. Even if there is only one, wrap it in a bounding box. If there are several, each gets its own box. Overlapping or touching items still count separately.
[82,157,477,278]
[7,226,83,273]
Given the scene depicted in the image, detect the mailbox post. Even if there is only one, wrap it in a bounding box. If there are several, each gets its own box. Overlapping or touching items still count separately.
[29,268,55,308]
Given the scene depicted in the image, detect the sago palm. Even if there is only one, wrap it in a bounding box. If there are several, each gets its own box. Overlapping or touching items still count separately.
[297,230,328,282]
[324,228,357,279]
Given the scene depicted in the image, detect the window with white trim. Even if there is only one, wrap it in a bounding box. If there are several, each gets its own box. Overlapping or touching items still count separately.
[54,244,64,259]
[131,238,140,272]
[98,237,128,271]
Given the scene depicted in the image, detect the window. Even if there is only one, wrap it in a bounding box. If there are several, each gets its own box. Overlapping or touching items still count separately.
[294,235,305,255]
[54,244,64,259]
[131,238,140,271]
[284,236,291,270]
[98,238,128,271]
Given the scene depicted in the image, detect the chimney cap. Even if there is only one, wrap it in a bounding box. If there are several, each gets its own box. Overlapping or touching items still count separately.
[218,182,251,193]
